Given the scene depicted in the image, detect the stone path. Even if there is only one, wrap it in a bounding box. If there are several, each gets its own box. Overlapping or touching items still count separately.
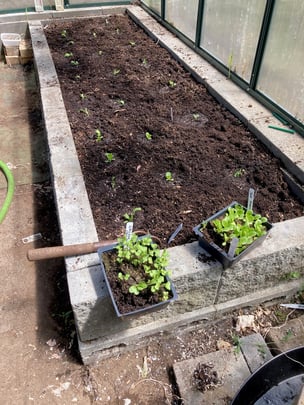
[174,315,304,404]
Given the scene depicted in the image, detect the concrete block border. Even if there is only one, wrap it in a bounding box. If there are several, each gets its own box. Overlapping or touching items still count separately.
[27,5,304,364]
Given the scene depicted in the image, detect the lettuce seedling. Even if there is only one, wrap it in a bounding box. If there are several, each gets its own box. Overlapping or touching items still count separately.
[206,204,268,255]
[116,234,171,301]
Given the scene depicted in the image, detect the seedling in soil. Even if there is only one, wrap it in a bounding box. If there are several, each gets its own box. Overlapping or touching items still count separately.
[61,30,67,38]
[80,93,86,100]
[123,207,142,223]
[79,108,89,116]
[111,176,116,189]
[206,204,268,255]
[231,333,242,354]
[117,99,125,106]
[165,171,174,181]
[92,32,97,38]
[145,131,152,140]
[282,271,301,280]
[129,40,136,46]
[68,40,74,45]
[234,168,246,178]
[137,356,149,378]
[282,328,294,342]
[228,52,234,79]
[105,152,115,163]
[75,75,81,80]
[257,343,268,359]
[193,113,200,120]
[113,68,120,76]
[70,60,79,66]
[142,58,148,65]
[98,50,103,55]
[64,52,73,58]
[274,309,288,323]
[116,233,171,301]
[95,129,103,142]
[168,80,177,88]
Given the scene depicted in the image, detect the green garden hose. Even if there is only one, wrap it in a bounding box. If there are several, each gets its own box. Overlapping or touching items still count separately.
[0,160,14,224]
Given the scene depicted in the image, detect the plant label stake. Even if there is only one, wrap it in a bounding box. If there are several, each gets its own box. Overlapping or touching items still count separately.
[247,188,255,211]
[228,237,239,258]
[168,223,183,245]
[125,222,133,241]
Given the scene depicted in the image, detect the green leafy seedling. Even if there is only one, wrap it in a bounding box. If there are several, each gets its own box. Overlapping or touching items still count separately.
[70,60,79,66]
[75,74,81,80]
[123,207,142,223]
[92,32,97,38]
[129,41,136,46]
[145,132,152,140]
[118,272,130,281]
[283,271,301,280]
[257,343,268,359]
[234,168,246,178]
[282,328,294,342]
[105,152,115,163]
[117,99,125,106]
[61,30,67,38]
[64,52,73,58]
[113,68,120,76]
[95,129,103,142]
[68,40,74,45]
[98,50,103,55]
[80,93,86,100]
[206,204,268,255]
[193,113,200,120]
[168,80,177,88]
[79,108,89,116]
[111,176,116,189]
[115,234,171,301]
[142,58,148,65]
[165,171,173,181]
[231,333,242,354]
[228,52,234,79]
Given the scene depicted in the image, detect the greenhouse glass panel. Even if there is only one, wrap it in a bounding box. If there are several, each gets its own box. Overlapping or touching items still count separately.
[1,0,33,10]
[165,0,199,41]
[257,0,304,124]
[141,0,161,15]
[200,0,266,82]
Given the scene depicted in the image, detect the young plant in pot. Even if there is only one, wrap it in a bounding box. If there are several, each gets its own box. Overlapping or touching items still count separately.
[193,200,273,269]
[98,210,177,319]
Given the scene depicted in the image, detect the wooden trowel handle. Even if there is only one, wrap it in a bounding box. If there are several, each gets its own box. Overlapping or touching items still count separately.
[27,240,116,261]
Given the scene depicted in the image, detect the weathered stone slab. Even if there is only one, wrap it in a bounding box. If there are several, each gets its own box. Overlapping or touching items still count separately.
[266,314,304,354]
[173,348,251,404]
[240,333,273,373]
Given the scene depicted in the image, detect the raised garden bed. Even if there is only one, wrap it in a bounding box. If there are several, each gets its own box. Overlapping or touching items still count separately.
[44,14,303,249]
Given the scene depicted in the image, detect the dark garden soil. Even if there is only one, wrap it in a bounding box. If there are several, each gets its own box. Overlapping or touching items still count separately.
[45,15,303,249]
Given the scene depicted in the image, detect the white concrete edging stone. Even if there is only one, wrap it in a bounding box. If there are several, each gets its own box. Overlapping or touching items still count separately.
[29,5,304,364]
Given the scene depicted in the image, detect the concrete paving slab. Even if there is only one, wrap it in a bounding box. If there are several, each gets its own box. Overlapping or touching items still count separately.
[240,333,273,373]
[173,347,251,404]
[173,333,273,404]
[266,314,304,354]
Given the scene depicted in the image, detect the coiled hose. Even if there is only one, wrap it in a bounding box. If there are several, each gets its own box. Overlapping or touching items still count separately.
[0,160,14,224]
